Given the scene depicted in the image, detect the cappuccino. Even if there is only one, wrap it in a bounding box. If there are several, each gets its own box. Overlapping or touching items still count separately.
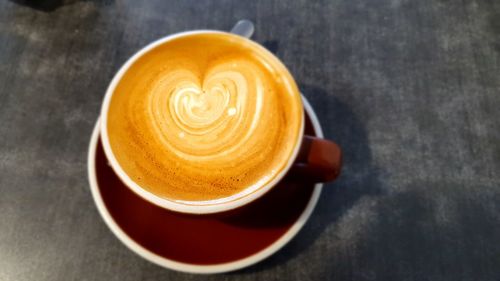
[105,32,303,203]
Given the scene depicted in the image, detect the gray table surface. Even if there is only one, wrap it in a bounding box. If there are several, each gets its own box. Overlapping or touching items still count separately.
[1,0,500,280]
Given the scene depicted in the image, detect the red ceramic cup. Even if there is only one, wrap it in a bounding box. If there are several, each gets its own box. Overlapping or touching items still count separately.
[99,30,342,215]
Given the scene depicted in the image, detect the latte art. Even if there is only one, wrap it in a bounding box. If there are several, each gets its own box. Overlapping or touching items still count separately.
[106,33,303,202]
[149,61,263,159]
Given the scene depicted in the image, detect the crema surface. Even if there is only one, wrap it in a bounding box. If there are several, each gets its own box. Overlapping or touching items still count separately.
[106,33,303,203]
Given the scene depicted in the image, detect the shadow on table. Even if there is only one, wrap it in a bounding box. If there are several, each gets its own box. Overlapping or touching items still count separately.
[228,84,385,274]
[9,0,112,12]
[262,40,279,54]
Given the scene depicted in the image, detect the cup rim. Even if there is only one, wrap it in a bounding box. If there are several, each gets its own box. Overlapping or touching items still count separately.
[99,30,305,214]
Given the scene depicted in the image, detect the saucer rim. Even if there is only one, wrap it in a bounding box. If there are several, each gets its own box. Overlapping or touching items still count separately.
[87,95,323,274]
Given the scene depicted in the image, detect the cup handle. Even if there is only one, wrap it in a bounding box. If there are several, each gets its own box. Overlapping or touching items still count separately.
[291,135,342,182]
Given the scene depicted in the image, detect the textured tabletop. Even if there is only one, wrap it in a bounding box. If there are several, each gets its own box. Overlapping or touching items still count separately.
[1,0,500,280]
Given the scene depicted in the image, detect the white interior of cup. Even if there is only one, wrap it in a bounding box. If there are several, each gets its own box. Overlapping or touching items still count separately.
[99,30,304,214]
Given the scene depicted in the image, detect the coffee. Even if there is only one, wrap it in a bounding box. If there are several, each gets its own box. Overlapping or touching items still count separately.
[106,32,303,203]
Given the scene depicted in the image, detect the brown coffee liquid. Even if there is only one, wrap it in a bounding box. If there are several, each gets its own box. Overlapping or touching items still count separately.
[106,32,303,203]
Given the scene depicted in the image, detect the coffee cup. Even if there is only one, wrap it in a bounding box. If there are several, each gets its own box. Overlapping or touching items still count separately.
[99,23,342,215]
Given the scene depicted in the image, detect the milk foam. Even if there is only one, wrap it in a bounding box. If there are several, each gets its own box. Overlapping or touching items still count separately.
[106,33,303,202]
[148,61,263,160]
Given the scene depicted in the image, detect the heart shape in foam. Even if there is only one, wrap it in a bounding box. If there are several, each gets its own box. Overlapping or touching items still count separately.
[147,61,263,160]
